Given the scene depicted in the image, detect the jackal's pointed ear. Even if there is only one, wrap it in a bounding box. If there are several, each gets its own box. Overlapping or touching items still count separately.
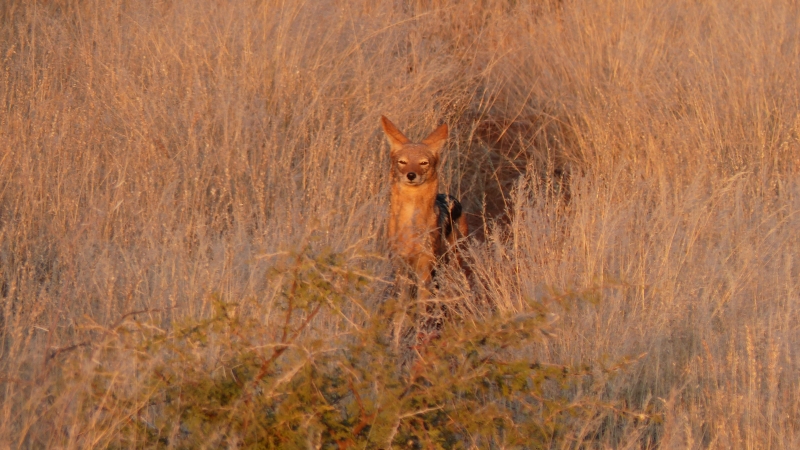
[380,116,410,154]
[421,123,448,155]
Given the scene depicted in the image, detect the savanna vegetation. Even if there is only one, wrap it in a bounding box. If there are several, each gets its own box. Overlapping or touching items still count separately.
[2,0,800,447]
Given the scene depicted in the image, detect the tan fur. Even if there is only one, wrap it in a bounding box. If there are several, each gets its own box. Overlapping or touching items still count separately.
[381,116,467,298]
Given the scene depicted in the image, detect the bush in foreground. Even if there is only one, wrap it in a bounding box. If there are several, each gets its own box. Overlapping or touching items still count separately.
[39,248,653,448]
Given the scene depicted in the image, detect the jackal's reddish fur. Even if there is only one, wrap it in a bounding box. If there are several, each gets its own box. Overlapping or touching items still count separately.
[380,116,468,297]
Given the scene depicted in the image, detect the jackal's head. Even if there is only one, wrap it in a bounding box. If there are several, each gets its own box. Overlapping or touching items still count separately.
[380,115,448,187]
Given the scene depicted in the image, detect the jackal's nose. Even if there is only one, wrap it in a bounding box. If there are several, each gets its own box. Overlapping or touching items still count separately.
[407,172,417,181]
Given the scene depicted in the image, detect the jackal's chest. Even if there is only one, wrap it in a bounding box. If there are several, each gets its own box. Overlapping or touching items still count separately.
[397,200,437,227]
[389,201,439,257]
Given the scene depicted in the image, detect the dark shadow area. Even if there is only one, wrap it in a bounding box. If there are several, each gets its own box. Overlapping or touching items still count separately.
[457,110,575,242]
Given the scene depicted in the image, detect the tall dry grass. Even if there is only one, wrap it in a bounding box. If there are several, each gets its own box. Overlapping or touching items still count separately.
[2,0,800,447]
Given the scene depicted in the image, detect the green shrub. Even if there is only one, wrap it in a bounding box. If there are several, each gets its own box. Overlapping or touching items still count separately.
[52,248,652,448]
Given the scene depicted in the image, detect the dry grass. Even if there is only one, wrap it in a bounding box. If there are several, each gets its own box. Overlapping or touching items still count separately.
[2,0,800,447]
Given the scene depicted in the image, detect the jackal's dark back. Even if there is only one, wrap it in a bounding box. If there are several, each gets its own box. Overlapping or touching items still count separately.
[435,194,463,238]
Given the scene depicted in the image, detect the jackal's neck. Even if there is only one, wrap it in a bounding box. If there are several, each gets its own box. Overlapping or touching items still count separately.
[390,178,439,205]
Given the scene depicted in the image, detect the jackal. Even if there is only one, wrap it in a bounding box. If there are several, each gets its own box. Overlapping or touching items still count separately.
[380,115,468,299]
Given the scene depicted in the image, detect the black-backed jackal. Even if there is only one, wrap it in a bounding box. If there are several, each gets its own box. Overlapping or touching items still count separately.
[380,115,468,300]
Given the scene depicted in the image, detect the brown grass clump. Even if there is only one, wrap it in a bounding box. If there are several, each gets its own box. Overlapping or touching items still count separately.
[2,0,800,447]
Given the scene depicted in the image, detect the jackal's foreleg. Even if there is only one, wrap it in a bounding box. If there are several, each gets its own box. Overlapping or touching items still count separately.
[413,254,436,300]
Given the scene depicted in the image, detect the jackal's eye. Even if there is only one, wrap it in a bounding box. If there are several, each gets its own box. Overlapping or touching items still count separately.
[419,160,429,166]
[398,160,407,165]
